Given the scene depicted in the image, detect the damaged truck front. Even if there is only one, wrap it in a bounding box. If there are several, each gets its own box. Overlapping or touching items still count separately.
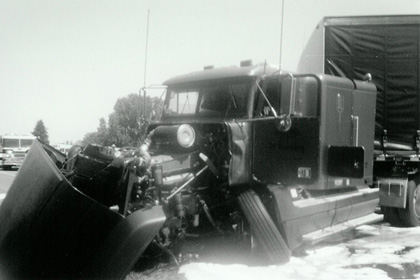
[0,62,381,279]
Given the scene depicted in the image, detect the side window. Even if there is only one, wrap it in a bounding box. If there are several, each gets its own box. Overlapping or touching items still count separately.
[254,78,281,117]
[265,79,281,114]
[254,76,319,118]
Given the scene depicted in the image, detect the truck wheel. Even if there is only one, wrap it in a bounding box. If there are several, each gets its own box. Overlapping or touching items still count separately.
[382,206,402,226]
[237,189,290,264]
[398,180,420,227]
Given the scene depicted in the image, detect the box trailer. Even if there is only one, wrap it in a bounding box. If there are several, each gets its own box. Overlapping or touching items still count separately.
[300,15,420,226]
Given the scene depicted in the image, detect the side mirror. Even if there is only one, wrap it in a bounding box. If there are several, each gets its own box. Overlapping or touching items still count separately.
[363,73,372,82]
[276,74,294,132]
[276,114,292,132]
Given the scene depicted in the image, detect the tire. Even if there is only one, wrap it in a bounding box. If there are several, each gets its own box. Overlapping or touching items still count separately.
[2,165,11,171]
[398,180,420,227]
[382,206,402,226]
[237,189,290,264]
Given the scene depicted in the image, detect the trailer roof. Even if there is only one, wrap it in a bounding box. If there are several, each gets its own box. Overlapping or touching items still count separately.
[324,15,420,26]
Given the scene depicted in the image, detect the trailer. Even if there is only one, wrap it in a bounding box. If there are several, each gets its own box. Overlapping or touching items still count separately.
[299,15,420,226]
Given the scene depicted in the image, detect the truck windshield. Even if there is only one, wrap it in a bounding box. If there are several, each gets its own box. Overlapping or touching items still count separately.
[2,138,34,148]
[3,139,19,148]
[163,81,251,119]
[21,139,34,148]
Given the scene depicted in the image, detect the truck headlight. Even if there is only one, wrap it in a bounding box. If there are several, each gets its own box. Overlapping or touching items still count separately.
[177,124,196,148]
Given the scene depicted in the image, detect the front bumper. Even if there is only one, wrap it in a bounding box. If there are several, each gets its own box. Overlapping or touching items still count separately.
[2,157,24,168]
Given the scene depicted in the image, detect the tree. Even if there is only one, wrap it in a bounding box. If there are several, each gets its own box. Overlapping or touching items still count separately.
[82,118,109,145]
[108,93,144,147]
[82,131,100,145]
[32,120,49,144]
[97,118,109,145]
[82,93,163,147]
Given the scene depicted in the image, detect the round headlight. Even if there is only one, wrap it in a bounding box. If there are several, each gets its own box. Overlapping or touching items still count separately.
[177,124,196,148]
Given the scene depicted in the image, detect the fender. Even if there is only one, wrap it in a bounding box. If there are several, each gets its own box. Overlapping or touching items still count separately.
[0,140,165,279]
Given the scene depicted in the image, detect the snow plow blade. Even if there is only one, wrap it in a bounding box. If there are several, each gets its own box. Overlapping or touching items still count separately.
[0,140,166,279]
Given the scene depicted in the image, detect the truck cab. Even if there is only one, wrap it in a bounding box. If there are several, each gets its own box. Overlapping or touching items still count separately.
[1,135,35,170]
[144,61,380,257]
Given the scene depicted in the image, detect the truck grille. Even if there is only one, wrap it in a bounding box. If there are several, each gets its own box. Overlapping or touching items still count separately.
[13,152,26,158]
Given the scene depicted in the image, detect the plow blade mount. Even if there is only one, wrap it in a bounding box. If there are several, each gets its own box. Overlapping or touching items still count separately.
[0,140,166,279]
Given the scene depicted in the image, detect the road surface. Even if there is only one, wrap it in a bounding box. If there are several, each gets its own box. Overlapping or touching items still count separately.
[0,169,16,203]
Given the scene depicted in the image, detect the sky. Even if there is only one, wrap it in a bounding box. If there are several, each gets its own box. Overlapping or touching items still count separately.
[1,0,419,144]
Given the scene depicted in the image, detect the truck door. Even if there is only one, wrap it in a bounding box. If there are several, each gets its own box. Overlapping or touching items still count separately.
[252,76,320,187]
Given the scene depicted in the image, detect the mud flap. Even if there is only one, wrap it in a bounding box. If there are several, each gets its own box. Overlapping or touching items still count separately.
[0,140,165,279]
[237,189,291,264]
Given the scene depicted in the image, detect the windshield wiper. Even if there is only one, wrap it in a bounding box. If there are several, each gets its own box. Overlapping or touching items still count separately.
[228,86,238,109]
[180,92,191,114]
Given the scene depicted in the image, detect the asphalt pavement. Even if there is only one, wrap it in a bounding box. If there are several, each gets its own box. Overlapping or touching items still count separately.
[0,169,16,203]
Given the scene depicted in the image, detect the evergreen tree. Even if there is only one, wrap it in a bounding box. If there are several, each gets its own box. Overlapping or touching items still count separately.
[32,120,49,144]
[97,118,109,145]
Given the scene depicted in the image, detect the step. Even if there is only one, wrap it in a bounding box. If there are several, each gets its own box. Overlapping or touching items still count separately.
[302,213,383,246]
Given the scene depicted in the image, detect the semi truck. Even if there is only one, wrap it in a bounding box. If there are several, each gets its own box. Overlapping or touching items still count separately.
[1,135,36,170]
[299,15,420,226]
[0,64,382,279]
[0,14,418,279]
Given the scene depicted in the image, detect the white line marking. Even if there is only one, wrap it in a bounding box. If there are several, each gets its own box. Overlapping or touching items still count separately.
[0,193,6,200]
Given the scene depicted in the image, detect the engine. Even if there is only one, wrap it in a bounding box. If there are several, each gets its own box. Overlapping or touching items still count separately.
[65,123,239,261]
[144,123,233,249]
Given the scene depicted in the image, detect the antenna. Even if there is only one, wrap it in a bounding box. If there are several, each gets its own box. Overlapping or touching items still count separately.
[279,0,285,73]
[263,59,267,75]
[142,9,150,121]
[143,9,150,89]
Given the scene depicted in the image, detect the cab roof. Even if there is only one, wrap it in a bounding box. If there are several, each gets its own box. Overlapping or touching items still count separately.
[1,135,35,139]
[163,63,280,85]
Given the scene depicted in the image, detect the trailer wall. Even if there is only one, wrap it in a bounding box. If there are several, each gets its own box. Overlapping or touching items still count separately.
[299,15,420,147]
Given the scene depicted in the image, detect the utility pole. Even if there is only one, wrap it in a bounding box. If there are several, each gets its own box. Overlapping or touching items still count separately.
[143,9,150,121]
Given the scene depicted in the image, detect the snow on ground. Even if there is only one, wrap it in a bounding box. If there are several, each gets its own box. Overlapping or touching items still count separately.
[179,224,420,280]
